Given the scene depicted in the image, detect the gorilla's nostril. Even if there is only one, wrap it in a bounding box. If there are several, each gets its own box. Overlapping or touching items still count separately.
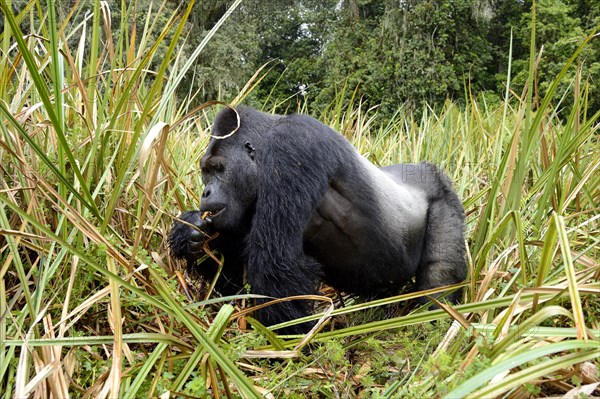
[202,189,211,198]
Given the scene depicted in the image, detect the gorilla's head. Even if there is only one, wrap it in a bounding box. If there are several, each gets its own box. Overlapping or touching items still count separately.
[199,107,277,232]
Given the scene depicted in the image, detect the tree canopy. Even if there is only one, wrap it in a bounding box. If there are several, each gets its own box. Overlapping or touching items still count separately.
[13,0,597,116]
[194,0,599,116]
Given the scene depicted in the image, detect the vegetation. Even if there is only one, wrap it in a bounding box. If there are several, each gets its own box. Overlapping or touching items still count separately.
[0,0,598,398]
[166,0,600,115]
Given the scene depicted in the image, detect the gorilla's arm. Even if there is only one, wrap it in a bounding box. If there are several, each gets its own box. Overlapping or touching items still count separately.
[246,115,354,331]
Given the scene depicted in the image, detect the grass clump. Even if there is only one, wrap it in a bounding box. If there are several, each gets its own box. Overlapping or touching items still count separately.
[0,1,598,398]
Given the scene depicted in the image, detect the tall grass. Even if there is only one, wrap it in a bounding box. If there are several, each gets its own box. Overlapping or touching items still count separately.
[0,1,598,398]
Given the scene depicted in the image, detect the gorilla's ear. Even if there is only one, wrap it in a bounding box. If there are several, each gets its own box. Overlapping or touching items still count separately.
[213,106,239,138]
[244,141,255,160]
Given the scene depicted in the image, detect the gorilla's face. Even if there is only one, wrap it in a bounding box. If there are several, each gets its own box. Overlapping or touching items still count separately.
[199,137,258,232]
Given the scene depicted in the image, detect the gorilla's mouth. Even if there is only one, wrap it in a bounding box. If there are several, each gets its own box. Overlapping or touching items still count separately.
[202,208,226,223]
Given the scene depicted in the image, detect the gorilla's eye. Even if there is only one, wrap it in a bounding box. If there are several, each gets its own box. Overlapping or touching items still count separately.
[214,163,225,173]
[244,142,255,160]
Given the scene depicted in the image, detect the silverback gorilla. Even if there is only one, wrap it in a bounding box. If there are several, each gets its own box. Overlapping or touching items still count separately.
[169,106,466,333]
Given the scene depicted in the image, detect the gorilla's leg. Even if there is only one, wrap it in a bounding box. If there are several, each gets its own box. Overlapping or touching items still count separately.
[415,198,467,303]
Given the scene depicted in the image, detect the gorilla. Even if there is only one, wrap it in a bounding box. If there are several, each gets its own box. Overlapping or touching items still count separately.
[169,106,466,333]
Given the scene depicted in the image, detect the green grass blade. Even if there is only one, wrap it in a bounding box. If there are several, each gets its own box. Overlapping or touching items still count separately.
[0,101,101,220]
[171,304,235,392]
[467,348,599,398]
[122,343,169,398]
[0,0,100,218]
[444,340,599,398]
[553,213,587,341]
[148,267,261,398]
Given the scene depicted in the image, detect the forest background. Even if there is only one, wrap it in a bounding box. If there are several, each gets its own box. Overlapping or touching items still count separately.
[6,0,598,116]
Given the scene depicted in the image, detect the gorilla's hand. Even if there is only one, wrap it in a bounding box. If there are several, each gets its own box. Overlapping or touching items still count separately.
[168,210,213,265]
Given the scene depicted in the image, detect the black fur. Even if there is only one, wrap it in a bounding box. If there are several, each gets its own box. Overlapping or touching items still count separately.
[168,106,466,333]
